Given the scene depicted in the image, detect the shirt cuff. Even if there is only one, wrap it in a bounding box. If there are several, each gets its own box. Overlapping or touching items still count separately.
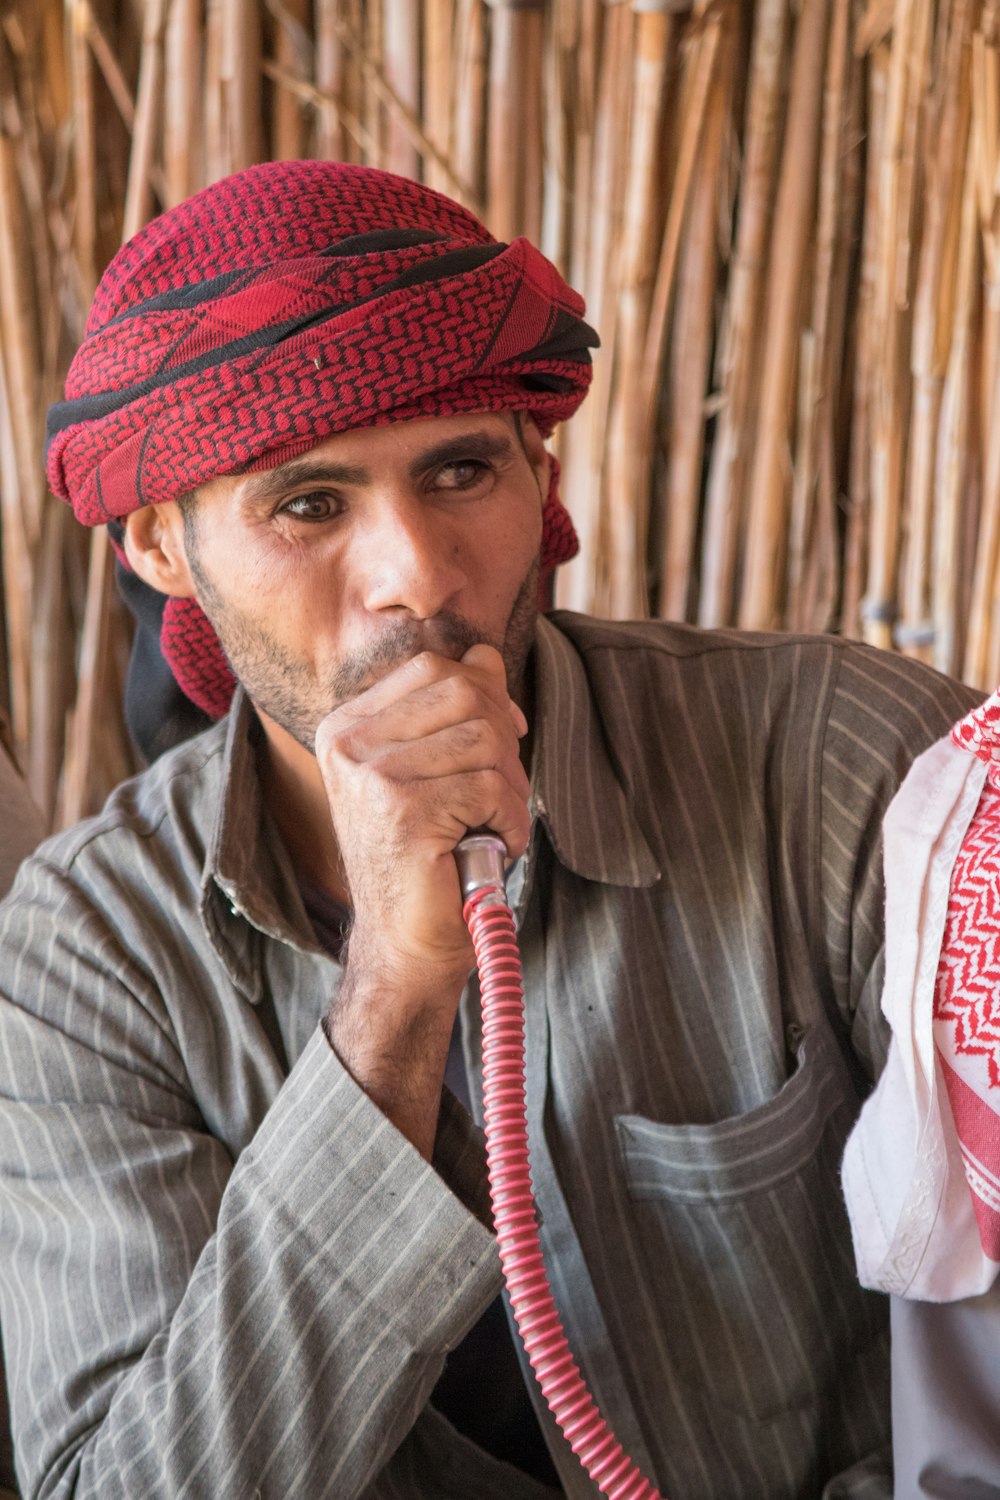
[242,1025,501,1354]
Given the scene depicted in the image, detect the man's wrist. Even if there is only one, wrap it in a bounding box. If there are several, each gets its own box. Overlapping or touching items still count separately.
[322,958,468,1160]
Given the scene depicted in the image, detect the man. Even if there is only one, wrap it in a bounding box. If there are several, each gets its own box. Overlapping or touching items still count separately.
[0,160,993,1499]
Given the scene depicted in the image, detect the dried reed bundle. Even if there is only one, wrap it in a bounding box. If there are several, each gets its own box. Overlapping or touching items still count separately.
[3,0,1000,826]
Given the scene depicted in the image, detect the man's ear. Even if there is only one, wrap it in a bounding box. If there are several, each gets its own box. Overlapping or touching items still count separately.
[121,502,197,598]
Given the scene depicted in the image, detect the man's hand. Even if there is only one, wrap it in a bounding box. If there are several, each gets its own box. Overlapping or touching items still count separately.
[314,643,530,1156]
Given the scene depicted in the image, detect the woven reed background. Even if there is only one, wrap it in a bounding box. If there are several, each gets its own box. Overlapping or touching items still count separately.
[0,0,993,826]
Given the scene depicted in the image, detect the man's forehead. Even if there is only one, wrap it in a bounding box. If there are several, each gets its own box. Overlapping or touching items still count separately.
[200,409,523,505]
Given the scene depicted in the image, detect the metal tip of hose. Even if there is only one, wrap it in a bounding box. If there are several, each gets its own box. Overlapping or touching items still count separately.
[454,831,507,902]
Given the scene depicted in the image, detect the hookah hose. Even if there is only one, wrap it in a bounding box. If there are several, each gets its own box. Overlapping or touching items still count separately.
[455,833,664,1500]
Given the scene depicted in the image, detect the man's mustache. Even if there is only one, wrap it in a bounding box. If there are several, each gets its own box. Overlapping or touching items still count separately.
[329,613,493,703]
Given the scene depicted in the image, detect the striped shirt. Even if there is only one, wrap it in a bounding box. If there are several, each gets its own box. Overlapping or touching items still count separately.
[0,613,981,1500]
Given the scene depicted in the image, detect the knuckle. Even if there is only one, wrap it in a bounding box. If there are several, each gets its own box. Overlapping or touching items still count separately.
[442,673,480,717]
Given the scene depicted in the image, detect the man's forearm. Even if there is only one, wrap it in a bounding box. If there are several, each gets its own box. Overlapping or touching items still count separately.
[3,1028,500,1500]
[323,944,468,1160]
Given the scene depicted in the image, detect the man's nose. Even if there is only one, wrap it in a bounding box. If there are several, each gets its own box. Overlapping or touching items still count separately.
[360,498,467,619]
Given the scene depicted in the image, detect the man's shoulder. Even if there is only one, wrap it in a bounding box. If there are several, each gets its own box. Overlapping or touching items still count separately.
[19,714,230,891]
[546,610,980,705]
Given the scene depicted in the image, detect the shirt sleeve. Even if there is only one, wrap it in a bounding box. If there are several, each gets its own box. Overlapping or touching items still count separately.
[819,644,981,1081]
[0,856,502,1500]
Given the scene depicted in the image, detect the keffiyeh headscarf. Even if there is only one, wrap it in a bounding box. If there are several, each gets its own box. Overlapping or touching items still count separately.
[46,161,597,720]
[842,691,1000,1301]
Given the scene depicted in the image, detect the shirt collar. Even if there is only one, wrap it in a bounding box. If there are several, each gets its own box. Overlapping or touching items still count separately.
[202,688,320,979]
[529,616,659,888]
[202,615,660,971]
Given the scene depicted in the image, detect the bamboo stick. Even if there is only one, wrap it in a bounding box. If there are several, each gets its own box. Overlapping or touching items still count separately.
[659,19,732,622]
[973,4,1000,441]
[424,0,455,195]
[68,0,97,300]
[382,0,421,179]
[861,0,931,649]
[964,12,1000,683]
[540,0,576,269]
[897,0,975,661]
[312,6,481,208]
[0,349,32,766]
[30,499,66,823]
[934,132,979,677]
[220,0,262,174]
[699,0,787,626]
[603,2,676,620]
[164,0,200,203]
[486,0,546,243]
[59,526,112,827]
[271,0,311,161]
[84,5,136,128]
[122,0,166,242]
[786,0,852,631]
[738,0,832,628]
[556,0,633,613]
[315,0,351,161]
[842,40,889,640]
[807,11,863,633]
[450,0,488,201]
[0,127,44,552]
[363,0,386,167]
[204,0,224,183]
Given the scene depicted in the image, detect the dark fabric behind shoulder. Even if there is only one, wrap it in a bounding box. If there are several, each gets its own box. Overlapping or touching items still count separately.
[116,560,213,763]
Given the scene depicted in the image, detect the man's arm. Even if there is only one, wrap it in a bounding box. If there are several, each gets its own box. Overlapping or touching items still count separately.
[818,645,990,1494]
[0,856,502,1500]
[316,644,530,1159]
[0,642,535,1500]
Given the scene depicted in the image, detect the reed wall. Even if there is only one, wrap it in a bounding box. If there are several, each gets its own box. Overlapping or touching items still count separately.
[0,0,992,824]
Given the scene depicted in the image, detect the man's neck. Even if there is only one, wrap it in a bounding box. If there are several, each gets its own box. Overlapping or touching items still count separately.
[253,712,351,906]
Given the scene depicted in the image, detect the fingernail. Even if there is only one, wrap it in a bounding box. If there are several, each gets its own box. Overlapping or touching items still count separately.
[511,702,529,736]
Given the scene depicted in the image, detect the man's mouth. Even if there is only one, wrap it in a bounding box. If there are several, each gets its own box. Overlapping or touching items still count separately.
[329,613,491,703]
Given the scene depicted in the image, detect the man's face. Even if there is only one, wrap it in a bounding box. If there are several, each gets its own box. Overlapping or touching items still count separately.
[166,411,547,751]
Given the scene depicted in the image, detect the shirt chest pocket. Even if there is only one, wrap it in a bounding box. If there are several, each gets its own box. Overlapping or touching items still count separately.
[614,1025,885,1425]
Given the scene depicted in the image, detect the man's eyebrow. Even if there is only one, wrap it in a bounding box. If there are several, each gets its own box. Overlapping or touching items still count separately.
[407,429,517,476]
[238,458,371,506]
[236,427,517,508]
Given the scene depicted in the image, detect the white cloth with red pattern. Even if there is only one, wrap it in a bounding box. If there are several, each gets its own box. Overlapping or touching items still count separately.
[843,690,1000,1300]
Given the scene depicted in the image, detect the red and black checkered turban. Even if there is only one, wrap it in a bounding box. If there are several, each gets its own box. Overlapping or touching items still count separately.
[45,160,597,719]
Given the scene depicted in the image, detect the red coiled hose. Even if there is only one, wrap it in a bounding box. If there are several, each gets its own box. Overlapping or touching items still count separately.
[462,883,664,1500]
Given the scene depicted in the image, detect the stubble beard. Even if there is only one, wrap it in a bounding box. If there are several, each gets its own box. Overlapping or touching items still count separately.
[185,535,541,754]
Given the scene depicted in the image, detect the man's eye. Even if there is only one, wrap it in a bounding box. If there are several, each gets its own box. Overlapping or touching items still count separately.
[281,491,338,521]
[434,460,490,491]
